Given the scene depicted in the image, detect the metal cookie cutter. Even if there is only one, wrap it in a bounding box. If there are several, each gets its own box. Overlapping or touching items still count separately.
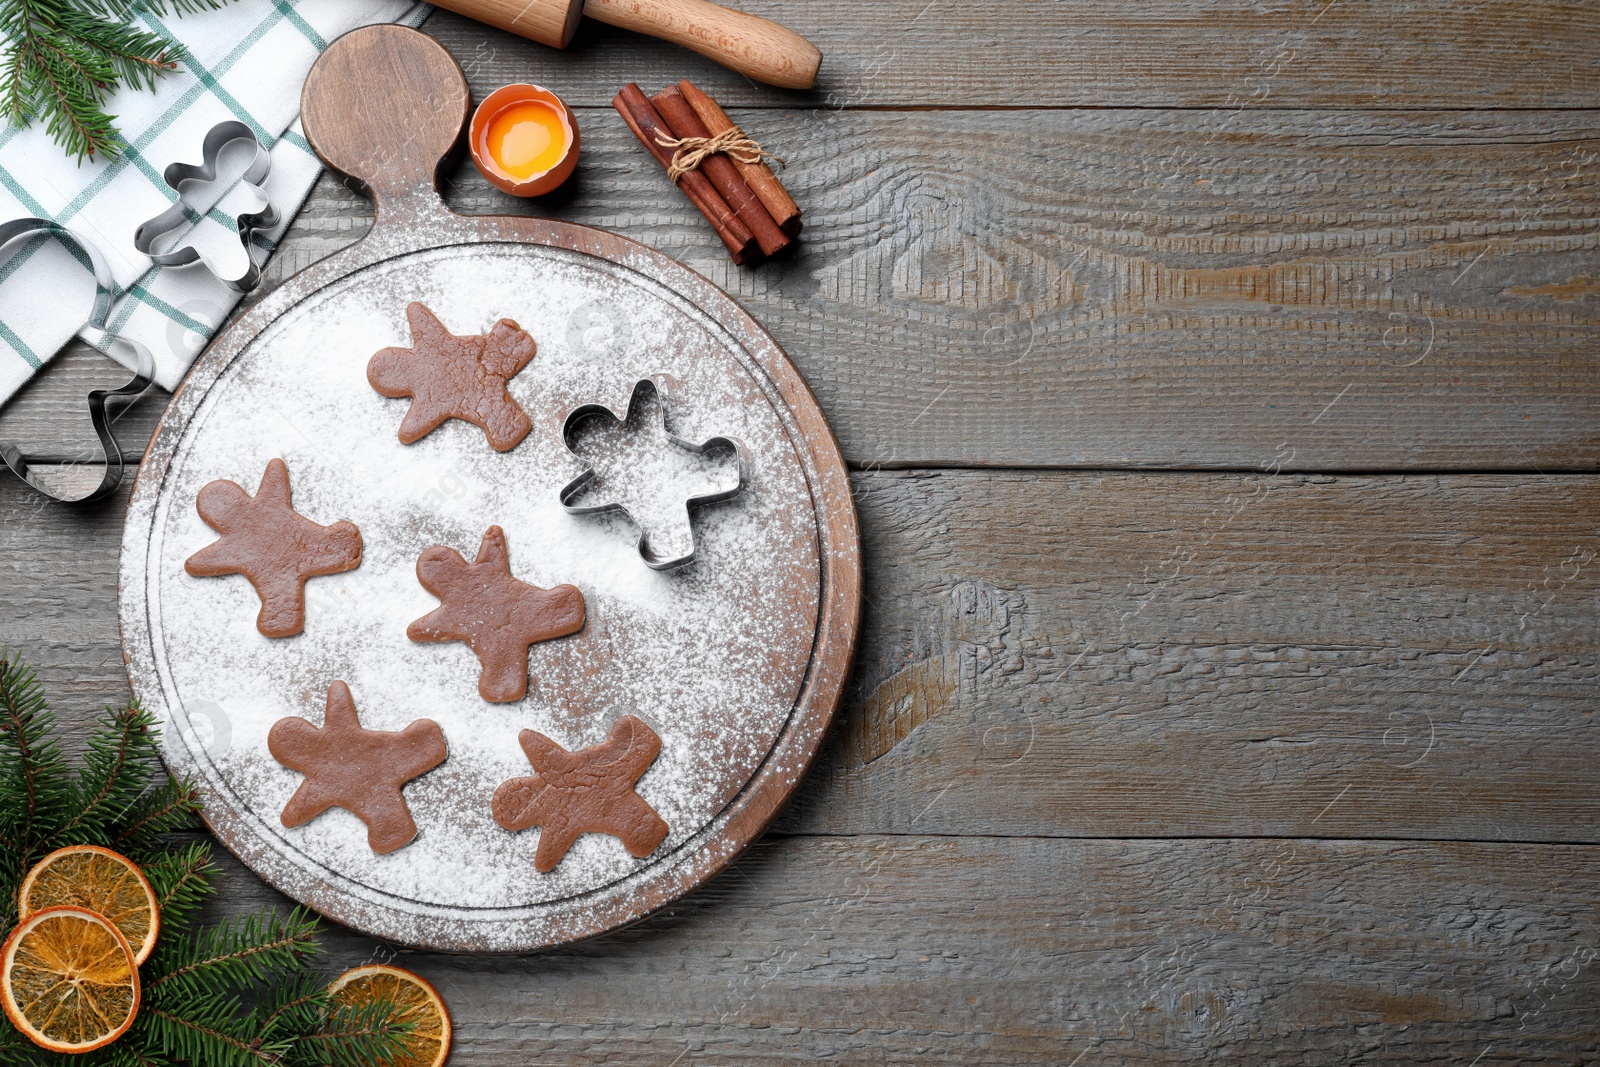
[0,219,155,504]
[133,120,279,292]
[559,377,748,571]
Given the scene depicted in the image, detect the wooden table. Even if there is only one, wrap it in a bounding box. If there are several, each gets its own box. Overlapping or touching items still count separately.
[3,4,1598,1061]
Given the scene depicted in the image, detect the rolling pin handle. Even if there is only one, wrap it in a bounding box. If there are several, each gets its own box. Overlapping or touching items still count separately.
[584,0,821,89]
[432,0,822,90]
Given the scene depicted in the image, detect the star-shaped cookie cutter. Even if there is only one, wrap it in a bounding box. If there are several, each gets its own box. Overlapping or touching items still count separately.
[133,121,279,292]
[558,377,748,571]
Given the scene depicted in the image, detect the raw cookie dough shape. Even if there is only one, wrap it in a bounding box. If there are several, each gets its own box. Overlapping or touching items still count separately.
[407,525,586,703]
[558,378,747,571]
[492,715,669,873]
[368,301,536,451]
[267,681,447,855]
[184,457,362,638]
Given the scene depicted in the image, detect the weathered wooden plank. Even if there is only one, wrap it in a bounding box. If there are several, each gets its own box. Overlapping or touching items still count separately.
[0,470,131,745]
[6,467,1597,842]
[5,108,1597,469]
[419,1,1600,109]
[193,832,1600,1064]
[786,468,1600,843]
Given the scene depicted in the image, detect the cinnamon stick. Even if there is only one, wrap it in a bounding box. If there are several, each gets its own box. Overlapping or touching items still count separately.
[612,84,755,264]
[651,87,790,258]
[679,79,801,238]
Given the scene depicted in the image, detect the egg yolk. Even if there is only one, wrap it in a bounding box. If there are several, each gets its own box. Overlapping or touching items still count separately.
[484,101,568,181]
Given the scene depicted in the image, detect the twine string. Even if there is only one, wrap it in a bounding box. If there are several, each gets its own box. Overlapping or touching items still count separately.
[655,127,784,182]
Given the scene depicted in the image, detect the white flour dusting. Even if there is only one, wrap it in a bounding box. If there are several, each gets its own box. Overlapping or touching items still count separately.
[143,244,821,911]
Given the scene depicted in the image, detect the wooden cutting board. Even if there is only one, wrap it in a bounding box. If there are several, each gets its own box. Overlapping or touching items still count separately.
[119,25,859,953]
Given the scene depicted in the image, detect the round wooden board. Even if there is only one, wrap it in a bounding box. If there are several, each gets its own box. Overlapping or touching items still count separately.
[118,26,859,953]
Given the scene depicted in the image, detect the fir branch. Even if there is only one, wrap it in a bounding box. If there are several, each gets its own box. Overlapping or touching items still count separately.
[141,1004,290,1067]
[0,3,126,160]
[149,909,320,1000]
[0,651,63,840]
[0,1024,33,1067]
[57,701,159,846]
[35,4,178,93]
[140,840,216,934]
[133,0,238,17]
[0,650,69,906]
[103,1041,172,1067]
[251,978,324,1037]
[114,778,203,857]
[291,996,414,1067]
[0,0,242,160]
[251,979,413,1067]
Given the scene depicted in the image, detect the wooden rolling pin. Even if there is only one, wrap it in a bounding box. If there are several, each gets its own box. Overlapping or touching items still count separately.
[432,0,822,89]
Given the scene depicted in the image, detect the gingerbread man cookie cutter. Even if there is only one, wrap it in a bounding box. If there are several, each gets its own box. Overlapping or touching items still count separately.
[133,121,279,292]
[558,377,748,571]
[0,219,154,504]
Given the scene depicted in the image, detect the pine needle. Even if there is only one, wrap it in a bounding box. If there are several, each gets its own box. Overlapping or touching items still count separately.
[141,839,216,932]
[114,777,203,856]
[57,702,160,846]
[148,908,321,1000]
[0,649,69,913]
[0,0,241,161]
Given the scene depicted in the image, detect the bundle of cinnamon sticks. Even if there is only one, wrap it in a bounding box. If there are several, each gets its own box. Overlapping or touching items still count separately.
[614,81,801,265]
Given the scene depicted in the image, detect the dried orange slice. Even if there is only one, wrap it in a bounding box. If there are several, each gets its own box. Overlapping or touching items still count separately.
[19,845,160,965]
[327,964,451,1067]
[1,906,141,1053]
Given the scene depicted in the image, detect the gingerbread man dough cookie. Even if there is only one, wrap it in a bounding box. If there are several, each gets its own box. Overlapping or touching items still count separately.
[492,715,669,873]
[408,525,586,703]
[268,681,447,854]
[368,302,536,451]
[185,458,362,638]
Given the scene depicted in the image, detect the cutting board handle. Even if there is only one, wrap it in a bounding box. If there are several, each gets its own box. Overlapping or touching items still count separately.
[301,26,470,224]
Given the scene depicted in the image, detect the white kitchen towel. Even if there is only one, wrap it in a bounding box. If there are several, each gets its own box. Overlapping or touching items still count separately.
[0,0,430,404]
